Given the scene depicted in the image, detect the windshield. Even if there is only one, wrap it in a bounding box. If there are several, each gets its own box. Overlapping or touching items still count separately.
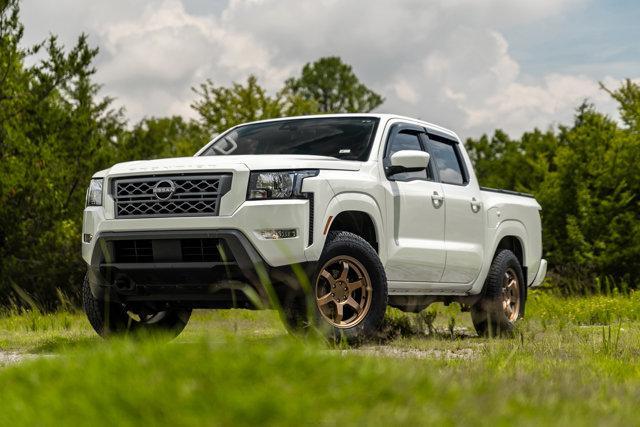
[200,117,379,161]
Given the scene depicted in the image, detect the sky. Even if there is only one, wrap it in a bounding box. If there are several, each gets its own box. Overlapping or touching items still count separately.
[19,0,640,139]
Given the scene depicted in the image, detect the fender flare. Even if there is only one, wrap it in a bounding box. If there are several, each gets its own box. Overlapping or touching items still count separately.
[491,220,528,265]
[306,192,386,263]
[469,220,529,294]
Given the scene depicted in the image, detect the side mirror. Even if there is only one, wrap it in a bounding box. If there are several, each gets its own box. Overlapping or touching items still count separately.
[386,150,430,175]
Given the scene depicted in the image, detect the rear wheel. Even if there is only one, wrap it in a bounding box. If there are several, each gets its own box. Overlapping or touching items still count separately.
[471,249,525,337]
[281,231,387,342]
[82,274,191,339]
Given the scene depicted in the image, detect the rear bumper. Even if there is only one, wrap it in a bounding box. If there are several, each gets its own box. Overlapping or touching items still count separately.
[86,229,314,308]
[529,259,547,287]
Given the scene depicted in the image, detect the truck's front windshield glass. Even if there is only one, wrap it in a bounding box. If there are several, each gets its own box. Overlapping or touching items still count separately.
[200,117,379,161]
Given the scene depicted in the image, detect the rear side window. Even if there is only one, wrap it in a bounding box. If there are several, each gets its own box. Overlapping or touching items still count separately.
[387,131,427,181]
[427,139,465,185]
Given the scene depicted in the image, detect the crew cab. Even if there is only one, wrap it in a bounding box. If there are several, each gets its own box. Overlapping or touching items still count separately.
[81,114,547,340]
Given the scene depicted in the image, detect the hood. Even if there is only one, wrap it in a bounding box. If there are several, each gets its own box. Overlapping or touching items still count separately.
[103,155,363,176]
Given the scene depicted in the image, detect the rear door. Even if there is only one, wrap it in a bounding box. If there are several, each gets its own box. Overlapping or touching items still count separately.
[382,123,446,283]
[425,133,485,283]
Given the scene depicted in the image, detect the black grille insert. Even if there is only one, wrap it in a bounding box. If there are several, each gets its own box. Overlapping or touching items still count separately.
[114,240,153,263]
[181,238,226,262]
[112,238,231,263]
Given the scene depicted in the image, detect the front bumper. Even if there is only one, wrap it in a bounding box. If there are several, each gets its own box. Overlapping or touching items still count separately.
[83,198,313,268]
[86,229,314,307]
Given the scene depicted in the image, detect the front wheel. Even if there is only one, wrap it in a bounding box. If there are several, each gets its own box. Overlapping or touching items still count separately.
[281,231,388,342]
[471,249,525,337]
[82,274,191,339]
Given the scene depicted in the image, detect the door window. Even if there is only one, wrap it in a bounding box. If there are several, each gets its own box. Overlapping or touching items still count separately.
[386,131,427,181]
[427,139,466,185]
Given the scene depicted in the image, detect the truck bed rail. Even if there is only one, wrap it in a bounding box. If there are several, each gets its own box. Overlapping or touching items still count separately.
[480,187,535,199]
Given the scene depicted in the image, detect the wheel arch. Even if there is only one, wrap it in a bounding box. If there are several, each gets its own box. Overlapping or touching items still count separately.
[494,235,526,284]
[495,235,525,268]
[489,221,529,286]
[469,220,529,294]
[490,221,528,264]
[328,210,378,252]
[309,193,385,263]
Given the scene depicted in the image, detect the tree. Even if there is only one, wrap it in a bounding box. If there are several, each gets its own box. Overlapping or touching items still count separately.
[118,116,208,161]
[283,56,383,113]
[191,57,384,137]
[466,85,640,294]
[539,100,640,292]
[601,79,640,133]
[191,75,318,135]
[465,128,557,192]
[191,75,282,134]
[0,0,123,308]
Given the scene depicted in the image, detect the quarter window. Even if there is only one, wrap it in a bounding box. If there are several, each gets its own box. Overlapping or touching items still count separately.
[427,139,465,185]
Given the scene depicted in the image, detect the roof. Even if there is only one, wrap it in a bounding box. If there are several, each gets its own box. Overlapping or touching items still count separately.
[229,113,461,142]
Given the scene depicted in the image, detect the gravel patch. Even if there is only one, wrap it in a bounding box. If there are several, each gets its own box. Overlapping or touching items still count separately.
[0,351,42,367]
[341,345,479,361]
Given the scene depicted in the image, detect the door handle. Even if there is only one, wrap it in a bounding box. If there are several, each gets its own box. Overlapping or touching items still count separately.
[470,197,482,213]
[431,191,444,209]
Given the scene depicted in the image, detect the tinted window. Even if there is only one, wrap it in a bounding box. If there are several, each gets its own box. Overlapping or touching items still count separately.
[201,117,379,161]
[387,131,427,181]
[427,139,465,185]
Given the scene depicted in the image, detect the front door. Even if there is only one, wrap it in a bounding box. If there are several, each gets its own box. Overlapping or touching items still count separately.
[383,124,446,283]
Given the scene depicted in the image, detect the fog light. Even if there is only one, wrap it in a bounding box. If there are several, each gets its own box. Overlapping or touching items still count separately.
[83,233,93,243]
[258,229,297,240]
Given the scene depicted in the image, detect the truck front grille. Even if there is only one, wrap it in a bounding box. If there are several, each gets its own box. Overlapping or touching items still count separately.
[112,174,231,218]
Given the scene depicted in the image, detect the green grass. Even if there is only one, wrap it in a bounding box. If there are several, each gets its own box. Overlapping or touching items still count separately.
[1,291,640,426]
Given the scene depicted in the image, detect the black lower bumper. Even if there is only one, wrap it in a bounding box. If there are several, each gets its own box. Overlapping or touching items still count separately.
[87,229,313,309]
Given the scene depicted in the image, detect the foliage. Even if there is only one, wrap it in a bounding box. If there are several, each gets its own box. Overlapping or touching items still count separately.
[526,290,640,325]
[466,84,640,293]
[602,78,640,133]
[192,75,288,134]
[117,116,207,161]
[0,0,123,309]
[283,56,384,113]
[465,128,557,192]
[3,296,640,425]
[190,56,385,135]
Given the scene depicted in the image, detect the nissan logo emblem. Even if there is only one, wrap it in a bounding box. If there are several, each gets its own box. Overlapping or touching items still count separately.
[152,180,176,200]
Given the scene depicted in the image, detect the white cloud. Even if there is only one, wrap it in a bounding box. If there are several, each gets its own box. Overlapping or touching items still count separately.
[92,0,289,120]
[19,0,638,137]
[393,79,418,105]
[464,75,617,132]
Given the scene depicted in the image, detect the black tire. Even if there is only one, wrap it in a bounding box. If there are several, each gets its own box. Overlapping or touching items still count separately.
[471,249,526,337]
[281,231,388,343]
[82,274,191,339]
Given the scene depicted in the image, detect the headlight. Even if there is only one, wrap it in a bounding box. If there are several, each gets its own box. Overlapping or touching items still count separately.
[247,170,318,200]
[85,178,103,206]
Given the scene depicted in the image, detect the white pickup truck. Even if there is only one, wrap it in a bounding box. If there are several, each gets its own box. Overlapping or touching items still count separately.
[82,114,546,340]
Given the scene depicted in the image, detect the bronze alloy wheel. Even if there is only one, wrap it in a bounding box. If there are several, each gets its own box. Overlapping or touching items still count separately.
[315,255,373,328]
[502,267,521,322]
